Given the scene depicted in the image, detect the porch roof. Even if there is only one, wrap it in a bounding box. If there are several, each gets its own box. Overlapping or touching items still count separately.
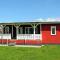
[0,21,60,25]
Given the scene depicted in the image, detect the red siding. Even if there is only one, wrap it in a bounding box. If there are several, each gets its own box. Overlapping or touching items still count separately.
[42,24,60,44]
[16,40,25,45]
[16,40,41,45]
[0,39,41,45]
[25,40,41,45]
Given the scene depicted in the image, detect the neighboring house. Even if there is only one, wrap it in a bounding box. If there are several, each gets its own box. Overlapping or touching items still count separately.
[0,20,60,45]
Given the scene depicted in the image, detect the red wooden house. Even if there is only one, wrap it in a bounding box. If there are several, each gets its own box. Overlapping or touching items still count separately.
[0,20,60,45]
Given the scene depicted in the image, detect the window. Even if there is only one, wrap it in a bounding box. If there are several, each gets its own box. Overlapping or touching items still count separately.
[35,25,40,34]
[5,26,9,34]
[51,26,56,35]
[25,27,33,34]
[0,26,3,34]
[19,27,23,34]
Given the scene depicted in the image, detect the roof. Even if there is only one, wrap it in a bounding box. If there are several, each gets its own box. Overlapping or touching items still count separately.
[0,18,60,25]
[0,22,60,25]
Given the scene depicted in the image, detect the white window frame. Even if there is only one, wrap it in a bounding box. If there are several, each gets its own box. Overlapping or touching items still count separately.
[51,26,56,35]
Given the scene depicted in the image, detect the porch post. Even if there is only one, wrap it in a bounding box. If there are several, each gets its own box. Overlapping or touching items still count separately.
[16,26,19,39]
[12,25,13,38]
[1,25,6,34]
[40,24,42,40]
[40,24,41,34]
[33,24,35,40]
[0,25,3,34]
[1,25,4,44]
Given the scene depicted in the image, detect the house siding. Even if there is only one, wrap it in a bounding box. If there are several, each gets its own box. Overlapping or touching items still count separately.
[42,24,60,44]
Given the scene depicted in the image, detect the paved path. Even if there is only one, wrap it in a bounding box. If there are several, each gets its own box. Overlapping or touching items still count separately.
[0,44,44,47]
[15,45,44,48]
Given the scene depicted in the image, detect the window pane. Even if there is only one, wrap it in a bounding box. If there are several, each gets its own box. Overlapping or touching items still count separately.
[19,27,23,34]
[51,26,56,35]
[25,27,33,34]
[5,27,9,34]
[0,27,3,34]
[35,25,40,34]
[52,28,55,34]
[29,28,33,34]
[35,28,40,34]
[25,28,29,34]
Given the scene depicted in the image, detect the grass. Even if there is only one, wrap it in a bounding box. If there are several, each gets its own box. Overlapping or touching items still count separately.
[0,45,60,60]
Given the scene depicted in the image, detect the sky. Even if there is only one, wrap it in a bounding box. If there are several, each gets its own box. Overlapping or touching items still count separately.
[0,0,60,22]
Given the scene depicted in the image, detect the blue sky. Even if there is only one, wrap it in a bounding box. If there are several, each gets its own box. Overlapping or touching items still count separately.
[0,0,60,22]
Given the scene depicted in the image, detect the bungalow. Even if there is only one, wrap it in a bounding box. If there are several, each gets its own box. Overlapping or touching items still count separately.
[0,20,60,45]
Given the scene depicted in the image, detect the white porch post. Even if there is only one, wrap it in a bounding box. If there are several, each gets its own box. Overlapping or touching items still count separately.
[16,26,19,34]
[1,25,6,44]
[2,25,3,39]
[40,24,41,34]
[40,24,42,40]
[12,25,13,38]
[33,24,35,40]
[0,25,3,34]
[16,26,19,39]
[1,25,3,44]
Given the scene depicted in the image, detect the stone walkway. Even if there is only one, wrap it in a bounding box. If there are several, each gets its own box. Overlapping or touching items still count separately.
[0,44,44,47]
[15,45,45,48]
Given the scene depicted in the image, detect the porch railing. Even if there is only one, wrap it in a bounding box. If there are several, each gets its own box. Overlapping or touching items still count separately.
[0,34,42,40]
[17,34,42,40]
[0,34,11,39]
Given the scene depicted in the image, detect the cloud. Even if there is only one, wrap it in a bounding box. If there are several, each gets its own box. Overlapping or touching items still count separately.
[33,18,60,22]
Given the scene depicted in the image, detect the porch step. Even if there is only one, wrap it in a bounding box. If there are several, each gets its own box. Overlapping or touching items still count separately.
[8,42,16,46]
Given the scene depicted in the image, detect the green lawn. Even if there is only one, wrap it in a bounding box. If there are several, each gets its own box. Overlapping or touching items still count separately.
[0,45,60,60]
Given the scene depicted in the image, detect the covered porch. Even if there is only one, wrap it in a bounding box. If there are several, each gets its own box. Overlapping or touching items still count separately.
[0,23,42,40]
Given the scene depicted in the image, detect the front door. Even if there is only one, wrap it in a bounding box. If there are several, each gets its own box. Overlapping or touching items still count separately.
[11,25,16,39]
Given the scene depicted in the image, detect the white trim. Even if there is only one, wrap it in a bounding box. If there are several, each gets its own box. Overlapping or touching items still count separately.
[33,24,35,40]
[40,24,42,40]
[16,26,19,40]
[40,24,41,34]
[51,26,56,35]
[12,25,13,38]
